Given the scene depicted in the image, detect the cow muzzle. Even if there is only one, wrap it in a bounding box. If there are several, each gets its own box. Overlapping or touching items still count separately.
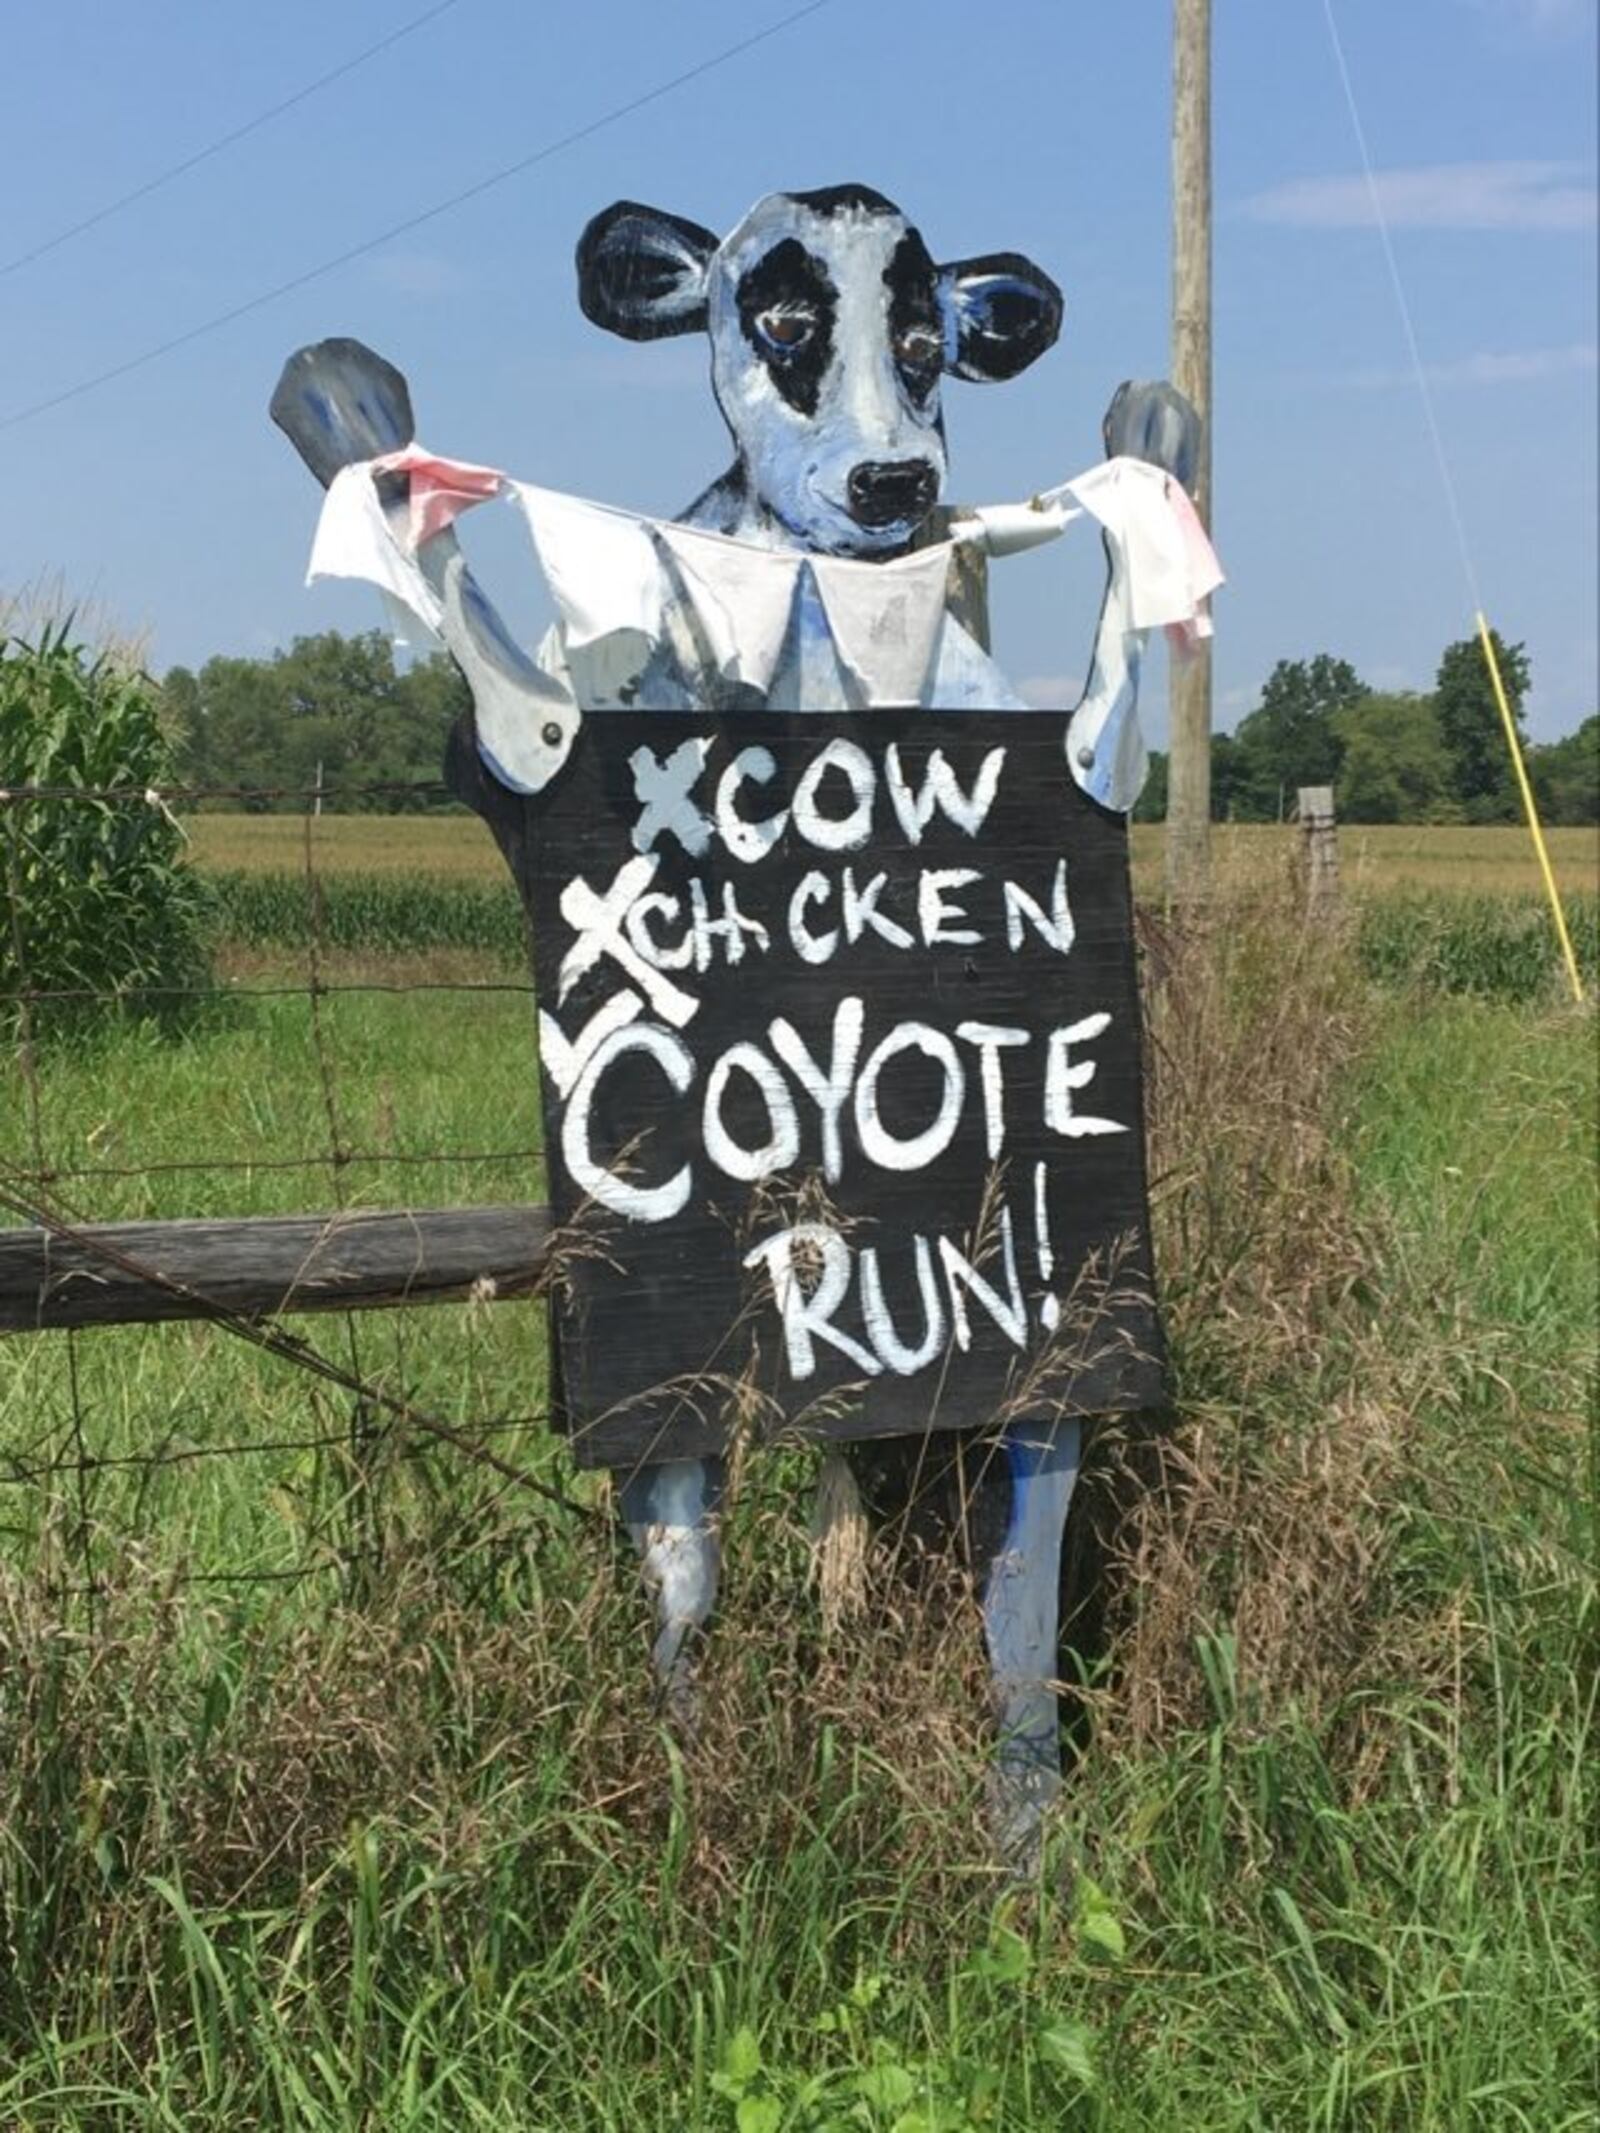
[845,458,939,531]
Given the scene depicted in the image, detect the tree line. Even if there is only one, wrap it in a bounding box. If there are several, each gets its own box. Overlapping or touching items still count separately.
[1136,635,1597,827]
[161,633,471,807]
[159,627,1597,824]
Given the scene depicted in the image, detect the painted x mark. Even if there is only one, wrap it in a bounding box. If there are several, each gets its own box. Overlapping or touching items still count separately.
[557,853,700,1028]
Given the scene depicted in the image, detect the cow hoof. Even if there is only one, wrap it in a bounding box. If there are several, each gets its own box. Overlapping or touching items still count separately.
[986,1763,1063,1883]
[1102,379,1201,489]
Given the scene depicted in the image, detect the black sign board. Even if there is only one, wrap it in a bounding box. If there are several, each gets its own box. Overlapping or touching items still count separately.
[499,711,1162,1470]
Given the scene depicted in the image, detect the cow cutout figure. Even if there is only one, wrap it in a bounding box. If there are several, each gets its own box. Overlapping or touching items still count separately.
[273,184,1215,1868]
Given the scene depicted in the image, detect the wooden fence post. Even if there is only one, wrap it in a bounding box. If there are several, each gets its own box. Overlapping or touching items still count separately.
[1296,785,1338,914]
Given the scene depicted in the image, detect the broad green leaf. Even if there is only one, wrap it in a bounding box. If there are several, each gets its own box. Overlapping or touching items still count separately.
[737,2096,782,2133]
[722,2027,763,2085]
[856,2062,916,2111]
[1078,1907,1126,1961]
[1037,2018,1097,2088]
[972,1924,1031,1984]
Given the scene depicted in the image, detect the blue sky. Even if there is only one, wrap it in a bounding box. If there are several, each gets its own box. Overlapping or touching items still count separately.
[1,0,1594,741]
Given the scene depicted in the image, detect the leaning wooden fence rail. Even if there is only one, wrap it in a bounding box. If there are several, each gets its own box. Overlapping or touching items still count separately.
[0,1205,551,1334]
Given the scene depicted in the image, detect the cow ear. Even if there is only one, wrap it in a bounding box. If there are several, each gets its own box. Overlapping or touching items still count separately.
[939,253,1063,381]
[577,201,719,341]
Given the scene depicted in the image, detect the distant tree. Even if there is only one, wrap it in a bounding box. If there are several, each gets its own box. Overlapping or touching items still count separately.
[1228,655,1369,820]
[163,632,470,808]
[1333,693,1458,823]
[1529,714,1600,826]
[1210,730,1241,820]
[1133,747,1168,823]
[1434,629,1531,823]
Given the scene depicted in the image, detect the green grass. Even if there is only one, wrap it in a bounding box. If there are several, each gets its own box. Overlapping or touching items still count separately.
[0,906,1593,2128]
[1356,889,1598,1004]
[3,964,545,1222]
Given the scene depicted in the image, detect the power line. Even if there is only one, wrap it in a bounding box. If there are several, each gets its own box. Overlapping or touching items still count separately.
[1318,0,1483,616]
[0,0,466,280]
[0,0,833,436]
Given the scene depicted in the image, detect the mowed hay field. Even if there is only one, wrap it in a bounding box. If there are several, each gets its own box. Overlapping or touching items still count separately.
[190,811,1600,897]
[0,826,1594,2126]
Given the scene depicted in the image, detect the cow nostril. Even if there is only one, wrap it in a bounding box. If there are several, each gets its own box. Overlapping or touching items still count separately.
[846,459,938,528]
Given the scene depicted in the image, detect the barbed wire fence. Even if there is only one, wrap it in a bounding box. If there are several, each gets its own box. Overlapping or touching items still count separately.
[0,773,603,1627]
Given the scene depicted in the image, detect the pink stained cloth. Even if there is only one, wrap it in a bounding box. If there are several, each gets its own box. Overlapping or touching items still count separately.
[1162,475,1220,658]
[370,445,506,549]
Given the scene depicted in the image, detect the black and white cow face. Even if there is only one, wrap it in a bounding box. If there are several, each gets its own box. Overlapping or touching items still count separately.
[577,185,1063,558]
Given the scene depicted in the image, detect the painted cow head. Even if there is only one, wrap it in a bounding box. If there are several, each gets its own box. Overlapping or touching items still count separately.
[577,185,1063,559]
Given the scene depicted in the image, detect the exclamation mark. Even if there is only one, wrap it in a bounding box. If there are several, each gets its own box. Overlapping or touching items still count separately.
[1034,1160,1060,1330]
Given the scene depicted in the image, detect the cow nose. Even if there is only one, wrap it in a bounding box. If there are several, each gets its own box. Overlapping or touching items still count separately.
[846,458,938,528]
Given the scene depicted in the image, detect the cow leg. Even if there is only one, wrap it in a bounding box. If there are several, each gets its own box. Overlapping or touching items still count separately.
[982,1418,1084,1871]
[618,1455,725,1728]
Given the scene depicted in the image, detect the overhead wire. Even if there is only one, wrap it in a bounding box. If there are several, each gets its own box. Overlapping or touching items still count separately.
[0,0,466,280]
[0,0,833,436]
[1318,0,1585,1003]
[1318,0,1484,615]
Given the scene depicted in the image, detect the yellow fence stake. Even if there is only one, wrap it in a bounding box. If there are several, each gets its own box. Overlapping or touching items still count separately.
[1475,611,1585,1005]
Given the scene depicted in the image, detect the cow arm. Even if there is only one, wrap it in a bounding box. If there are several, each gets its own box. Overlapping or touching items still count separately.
[1065,382,1205,814]
[272,337,579,798]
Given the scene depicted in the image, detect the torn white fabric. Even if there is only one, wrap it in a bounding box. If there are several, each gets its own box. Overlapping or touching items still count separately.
[301,445,1223,812]
[308,461,448,639]
[655,523,802,694]
[1051,459,1224,636]
[807,543,953,706]
[516,485,661,654]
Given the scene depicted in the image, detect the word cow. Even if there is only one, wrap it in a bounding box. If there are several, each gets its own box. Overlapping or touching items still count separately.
[274,179,1211,1867]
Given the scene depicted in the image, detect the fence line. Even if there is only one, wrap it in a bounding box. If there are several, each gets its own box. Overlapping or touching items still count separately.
[1,776,588,1607]
[5,981,535,1003]
[0,779,455,803]
[0,1147,544,1185]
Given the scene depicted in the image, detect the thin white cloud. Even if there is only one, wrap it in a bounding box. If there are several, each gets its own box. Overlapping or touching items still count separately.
[1349,342,1598,388]
[1463,0,1593,40]
[1242,160,1596,232]
[1017,673,1083,708]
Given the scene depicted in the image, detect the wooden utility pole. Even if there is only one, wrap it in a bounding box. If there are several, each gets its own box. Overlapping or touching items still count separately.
[1167,0,1213,904]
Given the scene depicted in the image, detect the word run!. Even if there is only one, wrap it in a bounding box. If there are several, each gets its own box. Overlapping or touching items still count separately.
[748,1170,1069,1386]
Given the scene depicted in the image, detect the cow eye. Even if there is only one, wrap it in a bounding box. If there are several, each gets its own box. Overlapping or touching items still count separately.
[756,309,814,352]
[895,327,943,371]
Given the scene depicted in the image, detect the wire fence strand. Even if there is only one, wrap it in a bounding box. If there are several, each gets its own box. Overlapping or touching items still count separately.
[1,774,585,1602]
